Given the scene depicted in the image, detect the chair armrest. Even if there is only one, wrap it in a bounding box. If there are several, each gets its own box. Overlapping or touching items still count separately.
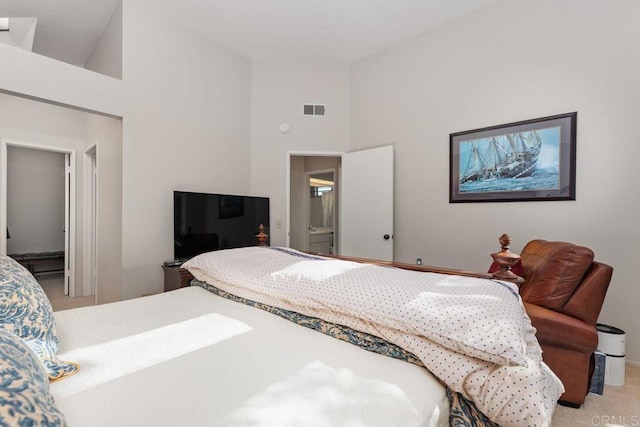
[561,262,613,324]
[524,303,598,353]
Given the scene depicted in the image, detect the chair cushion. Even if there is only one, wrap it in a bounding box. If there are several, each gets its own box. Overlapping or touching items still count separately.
[519,240,594,310]
[0,328,67,426]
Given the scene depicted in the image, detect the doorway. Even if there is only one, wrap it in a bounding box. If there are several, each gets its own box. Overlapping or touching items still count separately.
[287,145,395,261]
[0,139,76,297]
[287,153,341,254]
[306,169,336,254]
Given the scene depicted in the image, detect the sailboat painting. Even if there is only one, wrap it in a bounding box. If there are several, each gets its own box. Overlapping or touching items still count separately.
[450,113,576,203]
[459,127,559,192]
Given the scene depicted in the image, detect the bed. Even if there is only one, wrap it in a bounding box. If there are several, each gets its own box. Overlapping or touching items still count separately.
[0,246,563,426]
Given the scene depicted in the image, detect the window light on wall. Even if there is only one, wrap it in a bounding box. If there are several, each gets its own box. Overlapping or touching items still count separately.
[309,178,334,187]
[0,18,9,31]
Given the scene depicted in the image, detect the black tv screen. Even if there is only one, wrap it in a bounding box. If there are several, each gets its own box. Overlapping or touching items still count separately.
[174,191,270,260]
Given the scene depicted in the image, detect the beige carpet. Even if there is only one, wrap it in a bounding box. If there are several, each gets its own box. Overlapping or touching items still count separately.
[552,364,640,426]
[38,276,96,311]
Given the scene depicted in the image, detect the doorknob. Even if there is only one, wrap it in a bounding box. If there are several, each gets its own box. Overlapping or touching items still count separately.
[383,234,390,240]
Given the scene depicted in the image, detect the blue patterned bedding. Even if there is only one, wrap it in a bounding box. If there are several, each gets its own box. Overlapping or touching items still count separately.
[192,279,495,427]
[0,255,79,381]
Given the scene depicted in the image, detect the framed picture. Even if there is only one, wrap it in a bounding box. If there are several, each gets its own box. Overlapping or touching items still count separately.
[219,195,244,219]
[449,112,576,203]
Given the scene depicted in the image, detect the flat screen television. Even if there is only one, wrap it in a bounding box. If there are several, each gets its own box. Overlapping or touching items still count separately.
[174,191,270,260]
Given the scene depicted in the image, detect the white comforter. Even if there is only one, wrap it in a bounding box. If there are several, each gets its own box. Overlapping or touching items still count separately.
[184,247,564,426]
[52,286,448,427]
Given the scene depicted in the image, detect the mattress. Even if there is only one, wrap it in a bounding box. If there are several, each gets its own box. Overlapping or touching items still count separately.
[51,286,449,427]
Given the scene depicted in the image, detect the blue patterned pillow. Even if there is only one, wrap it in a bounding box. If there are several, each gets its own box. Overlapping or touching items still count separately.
[0,256,78,381]
[0,328,67,425]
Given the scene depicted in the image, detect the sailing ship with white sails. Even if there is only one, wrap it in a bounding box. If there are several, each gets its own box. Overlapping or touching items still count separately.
[460,131,542,184]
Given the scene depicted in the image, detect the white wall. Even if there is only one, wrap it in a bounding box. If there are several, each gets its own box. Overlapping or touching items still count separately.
[0,42,123,117]
[6,147,65,254]
[86,115,122,303]
[0,0,252,300]
[350,0,640,362]
[251,61,351,246]
[120,0,252,299]
[85,1,122,80]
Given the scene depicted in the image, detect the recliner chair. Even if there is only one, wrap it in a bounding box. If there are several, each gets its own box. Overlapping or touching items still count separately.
[517,239,613,407]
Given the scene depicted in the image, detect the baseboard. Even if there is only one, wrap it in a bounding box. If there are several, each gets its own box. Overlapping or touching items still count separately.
[626,360,640,367]
[141,291,162,297]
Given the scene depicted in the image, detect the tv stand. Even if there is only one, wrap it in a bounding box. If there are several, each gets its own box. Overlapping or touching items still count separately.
[162,265,194,292]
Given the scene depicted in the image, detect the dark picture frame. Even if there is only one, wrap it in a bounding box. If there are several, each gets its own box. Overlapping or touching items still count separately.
[219,195,244,219]
[449,112,576,203]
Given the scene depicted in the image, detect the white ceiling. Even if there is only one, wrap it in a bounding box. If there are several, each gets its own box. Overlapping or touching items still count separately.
[0,0,497,65]
[1,0,120,66]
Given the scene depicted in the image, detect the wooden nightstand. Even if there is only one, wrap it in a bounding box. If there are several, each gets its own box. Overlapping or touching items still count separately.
[162,265,195,292]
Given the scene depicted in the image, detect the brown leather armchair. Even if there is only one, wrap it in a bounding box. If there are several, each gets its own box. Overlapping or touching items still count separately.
[518,240,613,407]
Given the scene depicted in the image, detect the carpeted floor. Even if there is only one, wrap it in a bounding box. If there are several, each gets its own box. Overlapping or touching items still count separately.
[552,364,640,426]
[38,276,96,311]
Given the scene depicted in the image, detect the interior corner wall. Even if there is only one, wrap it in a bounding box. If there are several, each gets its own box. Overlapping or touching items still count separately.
[84,0,122,79]
[350,0,640,362]
[120,0,252,299]
[250,61,351,246]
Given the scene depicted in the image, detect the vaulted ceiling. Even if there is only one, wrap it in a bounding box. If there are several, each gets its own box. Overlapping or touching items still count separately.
[0,0,120,66]
[0,0,497,65]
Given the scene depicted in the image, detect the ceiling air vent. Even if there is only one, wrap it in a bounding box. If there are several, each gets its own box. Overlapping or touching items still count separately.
[303,104,326,117]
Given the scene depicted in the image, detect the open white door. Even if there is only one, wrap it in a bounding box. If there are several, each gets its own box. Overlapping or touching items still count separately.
[340,145,394,261]
[63,151,77,297]
[64,153,72,296]
[86,147,98,297]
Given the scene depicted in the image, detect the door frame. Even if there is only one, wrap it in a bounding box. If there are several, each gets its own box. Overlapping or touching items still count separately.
[83,144,97,297]
[0,139,77,296]
[286,151,342,249]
